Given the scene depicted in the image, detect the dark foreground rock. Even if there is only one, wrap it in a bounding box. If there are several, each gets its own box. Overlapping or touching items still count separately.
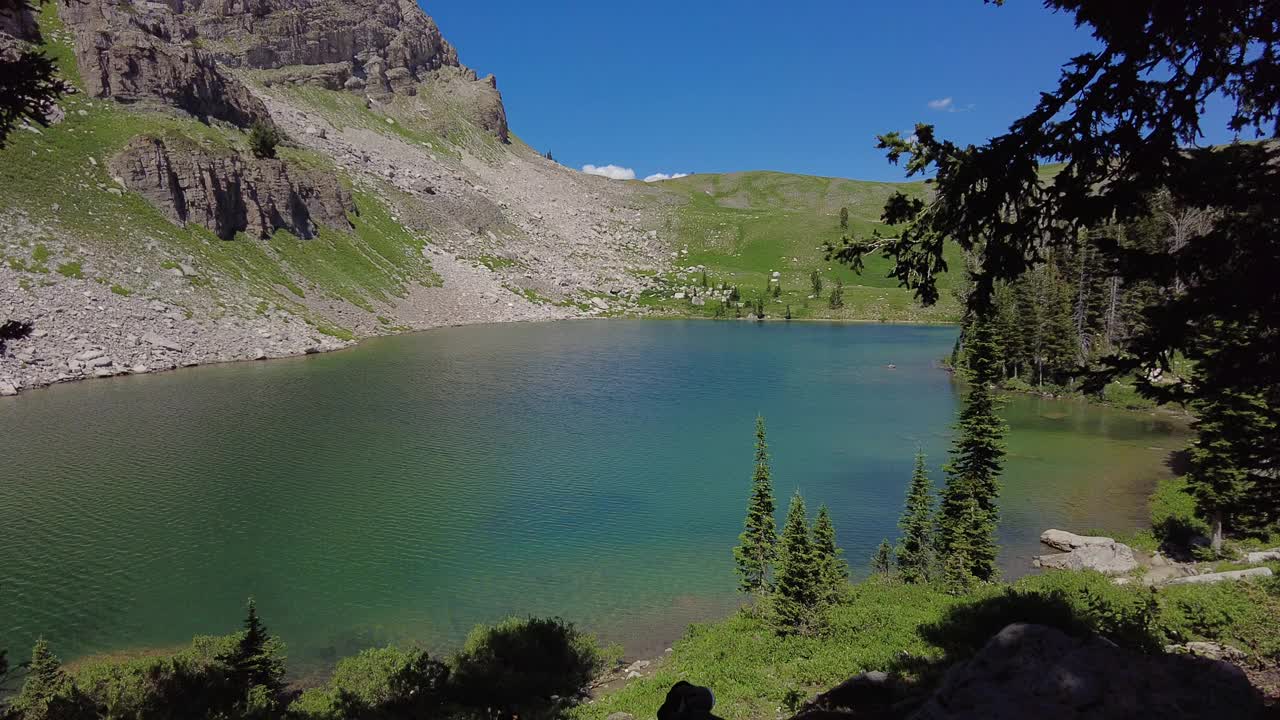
[792,623,1264,720]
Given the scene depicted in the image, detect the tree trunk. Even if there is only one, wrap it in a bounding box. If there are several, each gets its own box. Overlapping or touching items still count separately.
[1211,509,1225,553]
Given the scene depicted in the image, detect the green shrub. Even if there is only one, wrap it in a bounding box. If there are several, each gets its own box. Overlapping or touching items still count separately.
[109,284,131,296]
[1149,476,1209,548]
[451,617,608,720]
[249,121,282,160]
[291,646,449,720]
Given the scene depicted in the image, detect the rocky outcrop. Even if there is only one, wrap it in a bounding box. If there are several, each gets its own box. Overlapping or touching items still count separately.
[59,0,271,127]
[189,0,509,141]
[1039,529,1115,552]
[1246,548,1280,563]
[1164,567,1273,586]
[110,135,355,240]
[1034,530,1139,576]
[912,623,1263,719]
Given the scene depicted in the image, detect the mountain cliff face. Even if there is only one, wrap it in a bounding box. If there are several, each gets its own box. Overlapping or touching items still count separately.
[0,0,673,397]
[110,135,356,240]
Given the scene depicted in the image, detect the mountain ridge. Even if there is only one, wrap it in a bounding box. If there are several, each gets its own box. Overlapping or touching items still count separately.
[0,0,946,398]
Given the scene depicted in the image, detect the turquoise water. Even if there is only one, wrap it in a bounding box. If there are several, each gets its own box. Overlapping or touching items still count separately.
[0,321,1185,671]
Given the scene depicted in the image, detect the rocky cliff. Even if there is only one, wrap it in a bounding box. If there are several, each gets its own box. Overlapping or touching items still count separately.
[111,135,355,240]
[0,0,671,397]
[59,0,271,127]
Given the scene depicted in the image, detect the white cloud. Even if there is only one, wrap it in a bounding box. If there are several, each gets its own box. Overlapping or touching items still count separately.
[643,172,690,182]
[927,97,974,113]
[582,164,636,181]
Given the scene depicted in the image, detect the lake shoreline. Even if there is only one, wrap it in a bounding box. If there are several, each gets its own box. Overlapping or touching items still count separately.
[0,313,960,399]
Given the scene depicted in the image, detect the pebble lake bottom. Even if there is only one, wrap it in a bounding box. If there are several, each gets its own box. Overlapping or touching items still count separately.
[0,320,1187,674]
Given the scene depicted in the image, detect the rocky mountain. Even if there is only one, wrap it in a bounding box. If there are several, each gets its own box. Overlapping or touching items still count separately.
[0,0,930,398]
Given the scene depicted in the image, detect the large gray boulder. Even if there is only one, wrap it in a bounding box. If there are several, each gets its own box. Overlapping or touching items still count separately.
[1034,541,1138,576]
[1245,549,1280,563]
[1040,529,1116,552]
[911,623,1263,720]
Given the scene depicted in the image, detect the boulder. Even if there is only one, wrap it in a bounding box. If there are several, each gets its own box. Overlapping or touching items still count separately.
[1040,529,1116,552]
[141,333,184,352]
[1245,549,1280,563]
[910,623,1263,720]
[1163,567,1273,586]
[1034,542,1138,576]
[74,348,105,362]
[0,380,18,397]
[606,714,634,720]
[1165,642,1248,663]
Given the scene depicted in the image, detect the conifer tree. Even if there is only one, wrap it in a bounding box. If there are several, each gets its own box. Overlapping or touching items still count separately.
[772,492,823,635]
[871,539,894,575]
[811,505,847,604]
[734,417,778,597]
[839,206,849,230]
[1188,380,1275,551]
[896,451,935,583]
[937,316,1005,582]
[810,270,823,298]
[12,638,93,718]
[784,305,792,320]
[828,279,845,309]
[16,638,69,709]
[220,598,286,696]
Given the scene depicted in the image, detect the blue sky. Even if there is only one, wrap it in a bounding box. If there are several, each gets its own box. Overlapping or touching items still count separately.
[425,0,1237,182]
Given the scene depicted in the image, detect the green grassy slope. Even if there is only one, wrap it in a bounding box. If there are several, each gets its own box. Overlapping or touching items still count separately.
[644,171,963,322]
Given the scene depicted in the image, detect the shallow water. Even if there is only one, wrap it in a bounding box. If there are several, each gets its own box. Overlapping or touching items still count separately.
[0,320,1185,670]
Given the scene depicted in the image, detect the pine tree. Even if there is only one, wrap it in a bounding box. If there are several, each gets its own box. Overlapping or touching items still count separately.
[937,316,1005,583]
[811,505,848,604]
[839,206,849,230]
[220,598,286,696]
[734,417,778,597]
[871,539,894,575]
[828,279,845,309]
[784,304,792,320]
[772,492,823,635]
[772,283,781,299]
[896,452,935,583]
[16,638,70,709]
[810,270,823,298]
[1188,375,1275,551]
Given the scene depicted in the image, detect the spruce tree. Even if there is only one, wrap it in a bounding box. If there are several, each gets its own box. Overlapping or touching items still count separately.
[897,451,935,584]
[839,206,849,230]
[220,598,286,696]
[937,316,1005,583]
[16,638,69,709]
[1188,381,1274,551]
[871,539,894,575]
[784,304,792,320]
[772,492,823,635]
[810,270,823,298]
[828,279,845,309]
[733,417,778,597]
[811,505,847,604]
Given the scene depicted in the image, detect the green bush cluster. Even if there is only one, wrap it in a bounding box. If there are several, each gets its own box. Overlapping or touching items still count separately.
[3,610,611,720]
